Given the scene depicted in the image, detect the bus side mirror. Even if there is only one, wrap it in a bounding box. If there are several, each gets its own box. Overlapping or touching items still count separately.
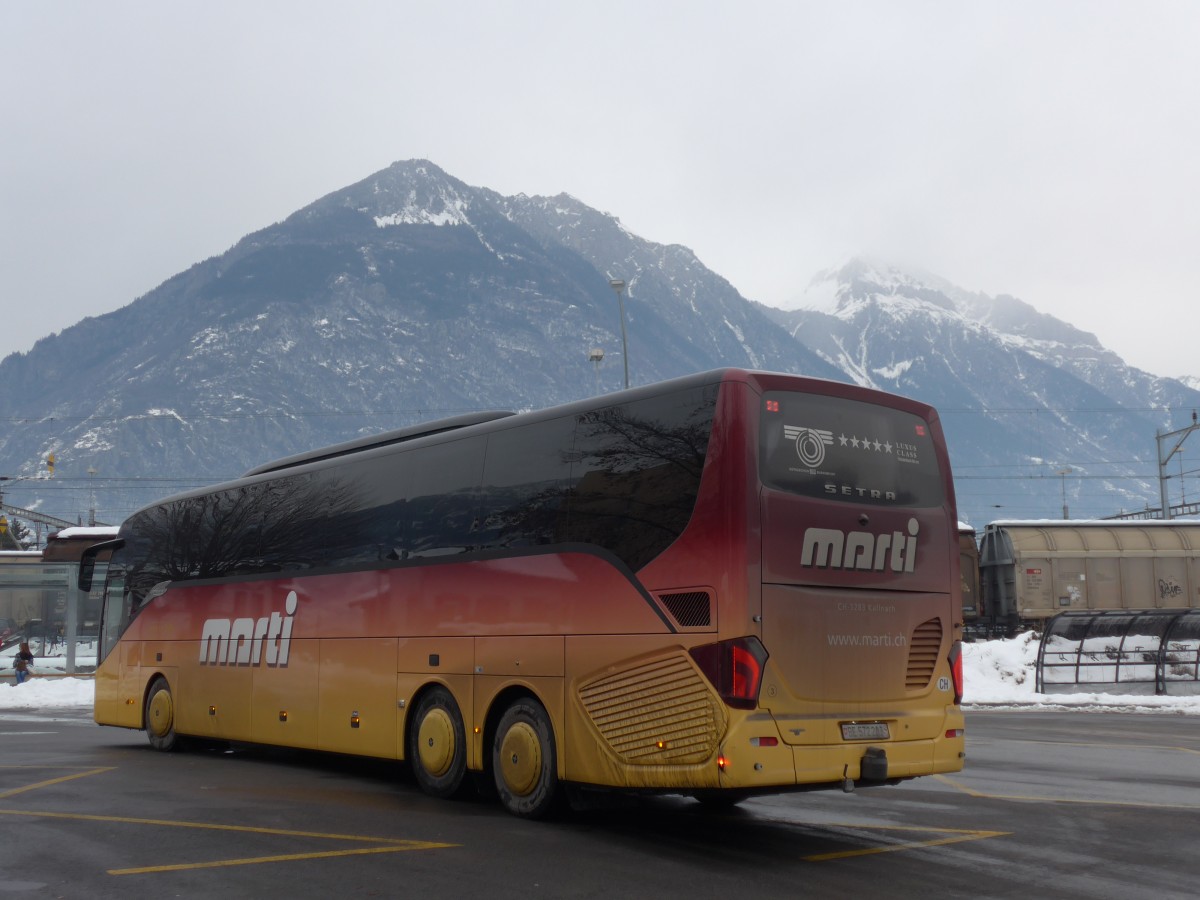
[78,538,125,592]
[79,556,96,592]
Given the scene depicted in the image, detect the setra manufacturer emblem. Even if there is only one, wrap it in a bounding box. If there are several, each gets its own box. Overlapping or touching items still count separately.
[784,424,834,468]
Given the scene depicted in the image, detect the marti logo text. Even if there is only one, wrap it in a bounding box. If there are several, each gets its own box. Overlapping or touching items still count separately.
[801,518,920,573]
[200,591,298,666]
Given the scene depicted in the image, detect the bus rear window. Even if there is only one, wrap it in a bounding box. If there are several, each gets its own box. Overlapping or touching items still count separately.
[759,391,944,508]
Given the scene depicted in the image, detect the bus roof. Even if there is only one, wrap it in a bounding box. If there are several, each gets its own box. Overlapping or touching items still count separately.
[123,368,937,525]
[243,410,518,477]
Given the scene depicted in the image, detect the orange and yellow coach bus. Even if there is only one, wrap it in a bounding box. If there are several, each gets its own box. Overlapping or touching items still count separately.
[80,369,965,817]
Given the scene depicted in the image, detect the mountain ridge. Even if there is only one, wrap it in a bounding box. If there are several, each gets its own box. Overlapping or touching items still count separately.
[1,160,1196,532]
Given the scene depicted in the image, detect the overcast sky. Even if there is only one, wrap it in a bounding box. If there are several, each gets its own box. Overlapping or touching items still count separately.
[3,1,1197,378]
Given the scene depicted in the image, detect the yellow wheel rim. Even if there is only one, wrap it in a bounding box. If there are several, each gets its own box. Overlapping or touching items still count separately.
[147,690,174,739]
[499,721,542,796]
[417,708,456,777]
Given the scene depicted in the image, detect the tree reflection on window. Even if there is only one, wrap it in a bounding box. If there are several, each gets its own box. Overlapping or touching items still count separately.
[568,387,716,571]
[125,473,361,604]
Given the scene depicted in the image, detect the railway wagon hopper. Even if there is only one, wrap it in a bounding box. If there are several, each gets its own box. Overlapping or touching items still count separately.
[978,520,1200,634]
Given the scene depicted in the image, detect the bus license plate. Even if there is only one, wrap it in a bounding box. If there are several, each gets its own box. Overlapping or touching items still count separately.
[841,722,889,741]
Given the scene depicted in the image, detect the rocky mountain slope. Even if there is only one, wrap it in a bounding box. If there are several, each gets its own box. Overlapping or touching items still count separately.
[1,164,1195,531]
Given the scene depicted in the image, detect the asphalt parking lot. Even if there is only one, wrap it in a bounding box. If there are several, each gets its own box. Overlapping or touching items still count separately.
[2,707,1198,899]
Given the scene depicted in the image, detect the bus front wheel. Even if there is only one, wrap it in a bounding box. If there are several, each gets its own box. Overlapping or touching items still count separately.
[145,678,180,752]
[408,686,468,798]
[492,697,559,819]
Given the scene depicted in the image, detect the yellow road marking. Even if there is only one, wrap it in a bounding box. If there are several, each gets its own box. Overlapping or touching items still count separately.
[933,774,1200,809]
[0,808,456,875]
[0,765,1008,870]
[0,767,115,800]
[0,807,457,845]
[804,827,1010,862]
[0,765,456,875]
[109,844,445,875]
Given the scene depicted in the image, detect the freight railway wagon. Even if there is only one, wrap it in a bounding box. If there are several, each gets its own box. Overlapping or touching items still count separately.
[977,520,1200,635]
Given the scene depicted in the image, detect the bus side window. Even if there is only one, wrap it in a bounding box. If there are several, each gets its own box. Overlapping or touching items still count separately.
[404,436,487,557]
[569,386,715,571]
[478,417,576,549]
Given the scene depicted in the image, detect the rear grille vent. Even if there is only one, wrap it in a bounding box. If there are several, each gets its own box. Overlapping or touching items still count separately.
[906,617,943,689]
[578,654,723,764]
[658,591,712,627]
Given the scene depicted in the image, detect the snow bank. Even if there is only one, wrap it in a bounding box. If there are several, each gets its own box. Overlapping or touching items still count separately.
[0,676,94,709]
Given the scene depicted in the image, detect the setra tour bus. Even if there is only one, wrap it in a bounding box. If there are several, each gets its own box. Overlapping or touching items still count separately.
[80,368,965,818]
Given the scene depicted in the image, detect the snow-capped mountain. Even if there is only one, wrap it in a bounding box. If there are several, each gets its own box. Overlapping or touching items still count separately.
[764,259,1200,524]
[0,160,835,526]
[0,165,1195,532]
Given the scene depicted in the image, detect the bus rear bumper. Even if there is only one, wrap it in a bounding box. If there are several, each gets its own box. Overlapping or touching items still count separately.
[716,732,965,791]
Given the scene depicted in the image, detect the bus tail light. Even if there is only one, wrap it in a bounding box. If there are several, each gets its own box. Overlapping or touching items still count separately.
[690,636,769,710]
[948,640,964,705]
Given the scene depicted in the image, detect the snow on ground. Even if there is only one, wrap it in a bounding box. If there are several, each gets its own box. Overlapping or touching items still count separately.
[2,635,1198,713]
[0,676,94,709]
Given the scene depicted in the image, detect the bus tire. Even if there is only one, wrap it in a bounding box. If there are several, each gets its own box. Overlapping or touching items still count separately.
[492,697,559,819]
[408,686,468,799]
[144,678,180,752]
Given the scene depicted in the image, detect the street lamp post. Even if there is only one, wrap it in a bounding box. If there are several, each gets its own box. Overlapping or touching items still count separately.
[608,278,630,390]
[587,348,605,395]
[87,466,98,527]
[1057,468,1072,519]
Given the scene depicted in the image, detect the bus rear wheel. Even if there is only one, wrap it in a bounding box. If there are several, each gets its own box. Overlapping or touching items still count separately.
[145,678,180,752]
[492,697,559,819]
[408,687,468,798]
